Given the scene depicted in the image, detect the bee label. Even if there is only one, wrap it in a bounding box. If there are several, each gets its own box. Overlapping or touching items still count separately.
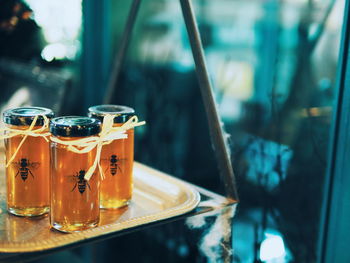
[102,154,126,176]
[12,158,40,181]
[69,170,91,194]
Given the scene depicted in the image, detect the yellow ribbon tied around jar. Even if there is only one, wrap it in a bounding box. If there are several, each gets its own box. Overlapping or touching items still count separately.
[0,115,51,167]
[50,115,145,181]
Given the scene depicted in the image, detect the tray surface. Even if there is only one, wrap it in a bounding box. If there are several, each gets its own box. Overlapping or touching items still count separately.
[0,162,200,253]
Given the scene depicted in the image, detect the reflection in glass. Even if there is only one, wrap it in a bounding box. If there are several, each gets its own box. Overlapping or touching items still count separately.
[107,0,345,262]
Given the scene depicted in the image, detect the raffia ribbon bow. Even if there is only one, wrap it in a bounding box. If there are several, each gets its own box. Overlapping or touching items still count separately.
[50,115,145,181]
[0,115,51,167]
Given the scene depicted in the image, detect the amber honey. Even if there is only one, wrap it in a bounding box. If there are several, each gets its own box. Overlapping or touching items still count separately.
[100,126,134,208]
[89,105,135,209]
[3,107,54,217]
[50,117,101,232]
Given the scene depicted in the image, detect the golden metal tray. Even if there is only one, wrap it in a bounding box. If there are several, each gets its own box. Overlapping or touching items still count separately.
[0,162,200,253]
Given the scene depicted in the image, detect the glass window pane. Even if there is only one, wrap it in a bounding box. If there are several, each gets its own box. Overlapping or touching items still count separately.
[108,0,345,262]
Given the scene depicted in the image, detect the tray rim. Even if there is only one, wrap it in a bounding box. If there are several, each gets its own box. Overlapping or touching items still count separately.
[0,162,200,253]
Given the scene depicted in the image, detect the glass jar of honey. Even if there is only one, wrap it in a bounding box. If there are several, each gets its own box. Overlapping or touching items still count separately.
[50,116,101,232]
[88,105,135,209]
[3,107,54,216]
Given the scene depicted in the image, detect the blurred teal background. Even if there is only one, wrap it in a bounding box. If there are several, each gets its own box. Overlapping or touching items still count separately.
[0,0,345,262]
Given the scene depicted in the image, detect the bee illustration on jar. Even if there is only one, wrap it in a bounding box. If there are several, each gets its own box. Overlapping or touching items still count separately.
[70,170,91,194]
[12,158,40,181]
[102,155,126,176]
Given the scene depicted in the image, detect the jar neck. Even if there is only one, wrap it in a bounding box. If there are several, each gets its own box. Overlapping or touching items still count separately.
[5,124,49,132]
[51,135,97,141]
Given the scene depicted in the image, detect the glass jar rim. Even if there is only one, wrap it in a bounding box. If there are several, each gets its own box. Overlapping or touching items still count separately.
[88,104,135,124]
[50,116,101,137]
[3,106,54,126]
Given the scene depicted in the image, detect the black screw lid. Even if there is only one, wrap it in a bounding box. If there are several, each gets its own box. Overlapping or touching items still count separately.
[50,116,101,137]
[3,107,54,126]
[88,105,135,123]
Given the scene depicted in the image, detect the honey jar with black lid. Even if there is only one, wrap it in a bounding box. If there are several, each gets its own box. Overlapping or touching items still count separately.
[88,105,135,209]
[3,107,54,217]
[50,116,101,232]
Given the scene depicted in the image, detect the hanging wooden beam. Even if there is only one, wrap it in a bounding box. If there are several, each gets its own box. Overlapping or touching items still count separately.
[103,0,238,201]
[179,0,238,201]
